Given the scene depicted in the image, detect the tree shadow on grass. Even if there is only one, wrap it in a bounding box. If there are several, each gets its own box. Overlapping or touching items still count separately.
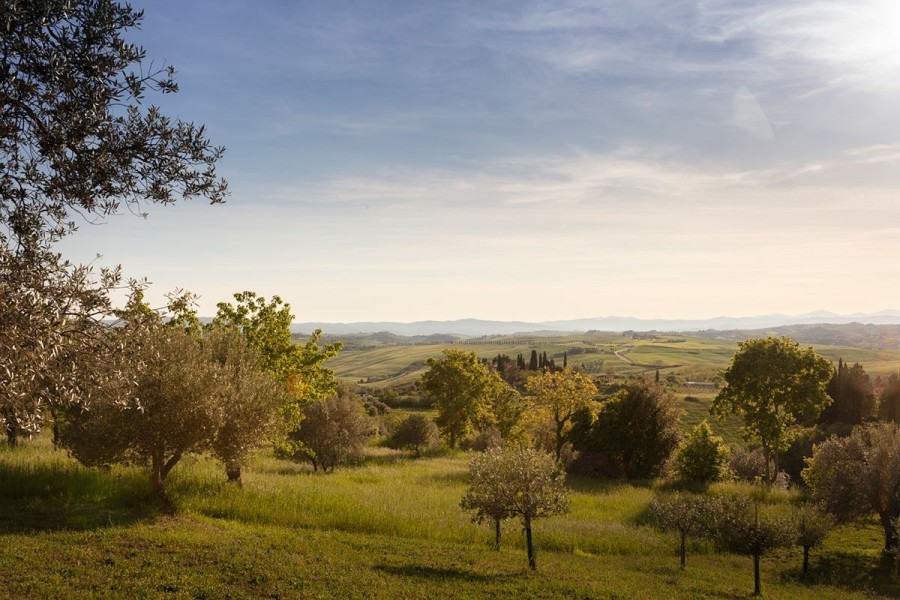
[374,564,511,584]
[780,550,900,597]
[0,459,158,534]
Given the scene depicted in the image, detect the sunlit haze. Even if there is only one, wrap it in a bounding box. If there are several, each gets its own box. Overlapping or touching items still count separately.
[57,0,900,323]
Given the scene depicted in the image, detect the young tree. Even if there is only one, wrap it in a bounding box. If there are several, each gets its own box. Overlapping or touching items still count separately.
[460,446,569,568]
[712,337,833,483]
[803,422,900,553]
[673,420,730,485]
[793,505,834,575]
[647,493,716,569]
[713,496,795,596]
[460,449,514,549]
[391,414,440,457]
[525,368,597,462]
[421,349,495,448]
[286,386,372,472]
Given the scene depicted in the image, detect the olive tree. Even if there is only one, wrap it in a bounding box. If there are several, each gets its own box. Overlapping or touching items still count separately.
[1,0,226,240]
[1,0,226,442]
[647,493,716,569]
[793,505,833,575]
[803,422,900,553]
[59,324,224,499]
[712,495,795,596]
[205,328,287,485]
[285,386,372,472]
[460,446,569,569]
[391,414,440,457]
[712,337,833,483]
[0,241,122,446]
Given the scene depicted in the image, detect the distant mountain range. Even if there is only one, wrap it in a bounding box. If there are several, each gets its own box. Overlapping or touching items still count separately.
[292,310,900,336]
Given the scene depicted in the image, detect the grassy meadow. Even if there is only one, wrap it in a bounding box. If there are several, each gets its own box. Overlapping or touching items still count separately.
[2,435,898,599]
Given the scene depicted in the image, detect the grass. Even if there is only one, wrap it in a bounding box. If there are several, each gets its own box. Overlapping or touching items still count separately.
[1,435,899,598]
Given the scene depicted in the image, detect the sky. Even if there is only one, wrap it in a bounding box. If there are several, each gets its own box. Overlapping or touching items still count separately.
[58,0,900,323]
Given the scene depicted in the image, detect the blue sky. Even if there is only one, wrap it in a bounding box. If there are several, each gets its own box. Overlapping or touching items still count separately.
[59,0,900,322]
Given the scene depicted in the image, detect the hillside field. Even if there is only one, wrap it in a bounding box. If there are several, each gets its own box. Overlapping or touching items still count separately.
[1,436,898,599]
[326,333,900,388]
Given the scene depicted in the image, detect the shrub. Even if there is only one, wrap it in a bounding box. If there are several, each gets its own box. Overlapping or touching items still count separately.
[729,446,767,482]
[461,426,503,452]
[673,420,730,485]
[391,414,439,456]
[285,387,373,472]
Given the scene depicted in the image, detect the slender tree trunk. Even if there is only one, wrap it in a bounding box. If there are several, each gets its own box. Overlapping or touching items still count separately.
[803,546,810,574]
[525,515,536,570]
[494,518,501,550]
[554,419,565,462]
[680,532,686,570]
[6,428,17,448]
[880,512,899,553]
[762,447,771,483]
[753,553,761,596]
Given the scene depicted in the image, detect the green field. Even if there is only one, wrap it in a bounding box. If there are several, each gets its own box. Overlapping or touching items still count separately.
[328,333,900,388]
[1,436,898,598]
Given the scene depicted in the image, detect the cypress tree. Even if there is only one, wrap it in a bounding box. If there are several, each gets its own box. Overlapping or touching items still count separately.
[529,350,538,371]
[563,351,568,369]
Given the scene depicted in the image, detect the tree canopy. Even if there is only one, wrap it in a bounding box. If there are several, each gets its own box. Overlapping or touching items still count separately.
[421,349,497,448]
[712,337,833,482]
[525,368,596,462]
[1,0,227,241]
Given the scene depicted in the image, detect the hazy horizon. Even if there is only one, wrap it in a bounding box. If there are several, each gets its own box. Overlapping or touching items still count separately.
[56,0,900,322]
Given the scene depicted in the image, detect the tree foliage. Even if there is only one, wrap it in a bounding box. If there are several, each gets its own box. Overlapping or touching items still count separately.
[461,446,568,569]
[878,373,900,424]
[525,368,596,461]
[421,349,496,448]
[211,291,342,437]
[673,420,730,485]
[391,414,439,457]
[820,359,875,425]
[647,493,717,569]
[59,323,221,498]
[0,241,123,446]
[803,422,900,552]
[712,495,795,596]
[285,386,372,472]
[1,0,227,240]
[712,337,833,482]
[571,379,681,479]
[205,328,287,484]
